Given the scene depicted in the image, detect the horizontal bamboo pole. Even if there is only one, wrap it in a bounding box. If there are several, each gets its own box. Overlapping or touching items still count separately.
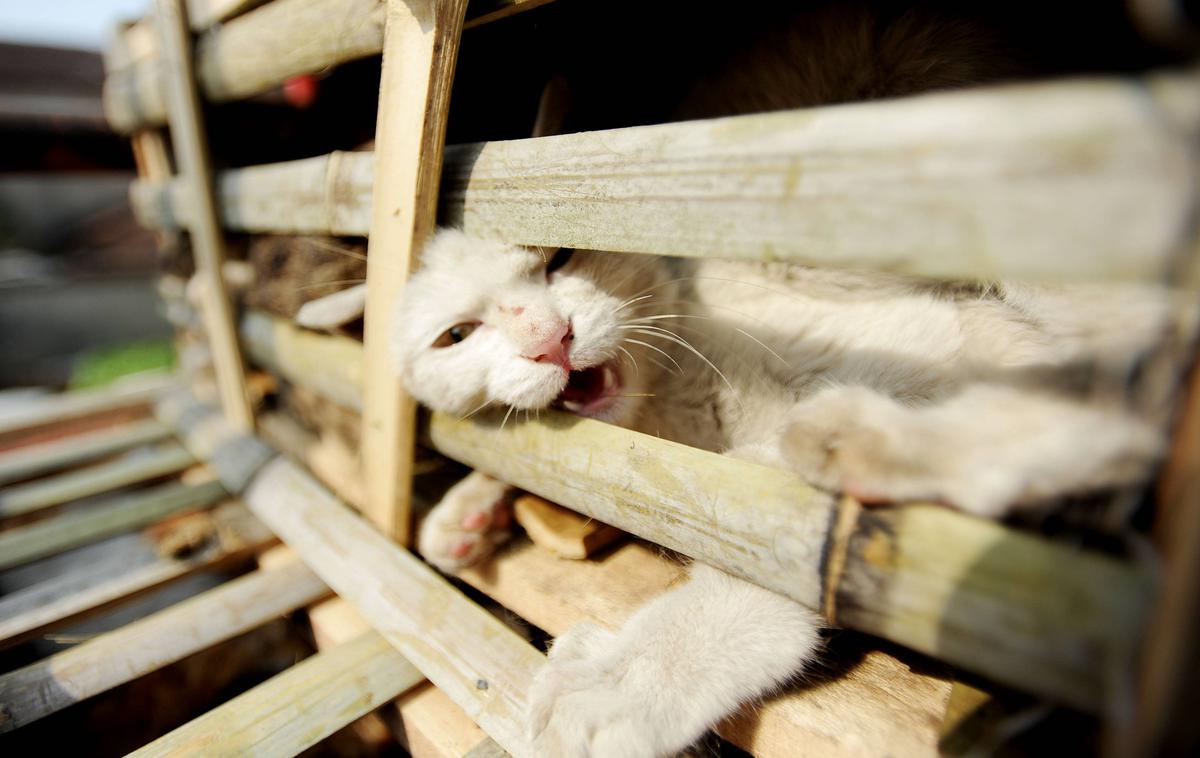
[0,501,275,650]
[240,310,363,411]
[0,419,171,486]
[0,479,227,571]
[0,372,174,449]
[131,630,421,757]
[236,310,1150,712]
[0,555,328,733]
[129,68,1200,284]
[105,0,386,133]
[156,392,544,754]
[0,444,197,519]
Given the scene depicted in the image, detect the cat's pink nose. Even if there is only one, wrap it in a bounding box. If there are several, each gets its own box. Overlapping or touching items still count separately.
[523,323,572,370]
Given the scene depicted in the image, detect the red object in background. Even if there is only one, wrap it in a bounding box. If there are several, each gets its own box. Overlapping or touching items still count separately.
[282,75,319,108]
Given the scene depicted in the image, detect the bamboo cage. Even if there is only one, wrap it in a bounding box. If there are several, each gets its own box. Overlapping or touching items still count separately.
[3,0,1200,756]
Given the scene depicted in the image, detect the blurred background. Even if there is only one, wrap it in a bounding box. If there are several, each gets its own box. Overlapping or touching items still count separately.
[0,1,171,393]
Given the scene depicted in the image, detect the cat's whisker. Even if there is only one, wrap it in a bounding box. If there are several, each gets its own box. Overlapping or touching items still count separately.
[290,278,367,292]
[619,392,656,398]
[459,399,493,421]
[621,338,684,375]
[615,293,657,313]
[499,405,516,432]
[626,298,776,331]
[616,345,641,375]
[625,275,805,304]
[624,326,742,407]
[628,314,792,369]
[297,237,372,264]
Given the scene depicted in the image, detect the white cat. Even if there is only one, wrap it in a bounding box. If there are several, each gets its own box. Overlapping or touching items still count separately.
[389,228,1180,756]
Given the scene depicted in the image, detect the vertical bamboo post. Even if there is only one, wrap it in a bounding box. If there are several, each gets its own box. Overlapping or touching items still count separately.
[361,0,468,542]
[154,0,254,431]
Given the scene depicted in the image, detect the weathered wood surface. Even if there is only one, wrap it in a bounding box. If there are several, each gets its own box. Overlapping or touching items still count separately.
[0,419,171,486]
[0,501,275,650]
[0,372,172,449]
[0,479,227,571]
[131,68,1200,285]
[241,311,363,411]
[160,392,544,754]
[257,412,366,509]
[361,0,468,543]
[129,630,421,757]
[236,308,1151,712]
[156,0,255,431]
[0,444,196,520]
[0,555,327,732]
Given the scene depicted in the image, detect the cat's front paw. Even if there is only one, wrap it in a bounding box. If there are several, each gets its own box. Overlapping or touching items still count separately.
[528,622,659,758]
[417,471,514,573]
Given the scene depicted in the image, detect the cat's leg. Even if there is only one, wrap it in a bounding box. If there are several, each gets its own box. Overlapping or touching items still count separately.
[528,562,821,757]
[417,470,515,573]
[779,383,1163,518]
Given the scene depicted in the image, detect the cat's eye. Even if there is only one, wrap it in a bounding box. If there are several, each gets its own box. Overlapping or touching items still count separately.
[432,322,480,348]
[545,248,575,277]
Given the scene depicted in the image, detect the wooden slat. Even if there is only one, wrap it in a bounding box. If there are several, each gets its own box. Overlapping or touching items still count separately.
[0,419,171,486]
[361,0,468,542]
[241,311,363,412]
[131,68,1200,285]
[0,372,172,449]
[0,501,275,649]
[158,393,543,754]
[156,0,255,431]
[0,479,227,571]
[129,630,421,757]
[463,0,556,28]
[0,555,327,732]
[0,444,196,519]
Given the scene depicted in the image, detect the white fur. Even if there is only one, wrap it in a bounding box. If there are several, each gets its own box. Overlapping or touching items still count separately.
[391,228,1189,756]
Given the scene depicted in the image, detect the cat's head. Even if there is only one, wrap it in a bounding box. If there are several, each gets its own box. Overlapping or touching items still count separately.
[392,229,676,426]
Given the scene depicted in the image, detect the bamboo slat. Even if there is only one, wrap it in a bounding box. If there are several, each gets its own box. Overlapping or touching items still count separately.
[156,0,255,431]
[234,310,1149,713]
[157,393,544,754]
[361,0,468,543]
[0,372,172,449]
[0,555,327,732]
[129,68,1200,285]
[130,631,421,757]
[0,419,171,486]
[0,444,197,519]
[0,501,275,650]
[0,479,227,571]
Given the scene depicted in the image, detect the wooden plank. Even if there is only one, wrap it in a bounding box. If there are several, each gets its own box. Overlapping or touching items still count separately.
[0,372,172,449]
[0,555,327,732]
[187,0,267,29]
[241,310,363,412]
[131,68,1200,285]
[0,419,171,486]
[129,630,421,757]
[0,479,227,571]
[0,501,275,650]
[0,444,196,519]
[361,0,468,543]
[159,392,543,754]
[156,0,254,431]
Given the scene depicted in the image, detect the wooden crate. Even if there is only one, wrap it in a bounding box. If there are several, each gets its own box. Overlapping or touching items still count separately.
[2,0,1198,755]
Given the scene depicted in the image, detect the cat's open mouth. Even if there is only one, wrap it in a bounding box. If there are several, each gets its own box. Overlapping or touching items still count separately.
[555,361,622,416]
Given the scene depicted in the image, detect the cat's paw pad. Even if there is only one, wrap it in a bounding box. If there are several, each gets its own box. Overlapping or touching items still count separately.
[418,473,514,573]
[528,623,660,758]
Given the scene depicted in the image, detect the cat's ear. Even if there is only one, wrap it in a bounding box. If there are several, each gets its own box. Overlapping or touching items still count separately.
[531,74,571,139]
[296,282,368,330]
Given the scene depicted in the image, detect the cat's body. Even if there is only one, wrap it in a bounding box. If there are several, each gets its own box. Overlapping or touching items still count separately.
[378,4,1195,755]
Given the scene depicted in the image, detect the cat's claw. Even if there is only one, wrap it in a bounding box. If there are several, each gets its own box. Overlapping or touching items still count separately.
[418,471,514,573]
